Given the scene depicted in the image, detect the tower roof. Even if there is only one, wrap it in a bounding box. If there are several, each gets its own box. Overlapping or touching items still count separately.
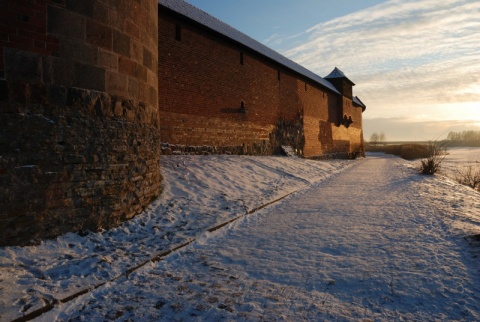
[325,67,355,85]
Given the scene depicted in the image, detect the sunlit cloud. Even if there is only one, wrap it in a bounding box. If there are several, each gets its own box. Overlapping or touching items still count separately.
[279,0,480,140]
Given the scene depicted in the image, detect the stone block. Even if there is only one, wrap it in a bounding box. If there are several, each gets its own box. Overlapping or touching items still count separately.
[125,108,135,122]
[10,81,31,104]
[60,38,98,66]
[135,64,147,82]
[66,86,91,107]
[162,147,172,155]
[97,49,118,70]
[74,62,105,92]
[4,48,42,82]
[42,55,75,86]
[118,56,137,78]
[107,6,124,31]
[125,19,140,40]
[47,4,86,40]
[94,92,114,118]
[113,29,130,57]
[114,100,123,117]
[48,84,67,106]
[148,85,157,107]
[127,76,138,100]
[146,69,156,88]
[0,79,7,101]
[106,70,128,97]
[130,39,143,63]
[66,0,94,17]
[30,83,48,105]
[143,46,152,70]
[86,20,113,50]
[137,81,148,103]
[93,1,109,24]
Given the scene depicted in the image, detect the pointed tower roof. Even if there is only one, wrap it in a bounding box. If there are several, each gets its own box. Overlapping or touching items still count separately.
[325,67,355,85]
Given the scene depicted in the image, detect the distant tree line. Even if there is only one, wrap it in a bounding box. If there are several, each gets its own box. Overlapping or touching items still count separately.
[369,131,386,146]
[446,131,480,146]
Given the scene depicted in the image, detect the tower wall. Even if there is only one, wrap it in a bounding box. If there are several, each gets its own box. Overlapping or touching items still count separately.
[0,0,161,246]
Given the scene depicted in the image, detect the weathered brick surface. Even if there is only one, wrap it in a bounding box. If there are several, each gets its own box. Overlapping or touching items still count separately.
[0,0,160,246]
[0,86,161,245]
[0,0,60,73]
[158,10,364,157]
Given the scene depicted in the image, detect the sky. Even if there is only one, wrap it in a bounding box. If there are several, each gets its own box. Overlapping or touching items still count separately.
[184,0,480,141]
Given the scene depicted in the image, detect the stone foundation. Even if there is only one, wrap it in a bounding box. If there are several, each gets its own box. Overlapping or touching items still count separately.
[0,82,161,246]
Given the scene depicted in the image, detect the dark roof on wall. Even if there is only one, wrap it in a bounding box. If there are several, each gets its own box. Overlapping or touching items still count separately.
[158,0,341,95]
[353,96,366,111]
[325,67,355,86]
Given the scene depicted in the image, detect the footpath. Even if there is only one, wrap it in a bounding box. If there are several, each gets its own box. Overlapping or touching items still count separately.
[40,155,480,321]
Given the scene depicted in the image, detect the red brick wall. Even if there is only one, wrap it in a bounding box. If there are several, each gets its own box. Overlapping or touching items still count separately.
[158,10,364,157]
[0,0,60,74]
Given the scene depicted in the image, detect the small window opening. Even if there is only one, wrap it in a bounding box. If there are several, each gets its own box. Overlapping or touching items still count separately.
[17,14,29,22]
[240,100,246,113]
[175,24,181,41]
[343,114,353,128]
[240,52,244,65]
[277,70,281,81]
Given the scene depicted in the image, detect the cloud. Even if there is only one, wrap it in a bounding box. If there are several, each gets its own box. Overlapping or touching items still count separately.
[279,0,480,135]
[263,31,309,50]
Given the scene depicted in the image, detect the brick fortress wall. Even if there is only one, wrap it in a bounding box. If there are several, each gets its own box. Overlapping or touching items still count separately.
[0,0,161,246]
[158,9,364,157]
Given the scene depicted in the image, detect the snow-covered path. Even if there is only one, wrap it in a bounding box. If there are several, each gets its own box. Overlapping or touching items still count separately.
[42,155,480,321]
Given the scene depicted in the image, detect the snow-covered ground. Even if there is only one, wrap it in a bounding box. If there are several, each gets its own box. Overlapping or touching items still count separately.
[1,153,480,321]
[0,155,352,321]
[442,147,480,181]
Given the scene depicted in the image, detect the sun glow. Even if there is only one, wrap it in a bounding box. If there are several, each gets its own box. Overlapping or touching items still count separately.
[436,102,480,123]
[376,101,480,124]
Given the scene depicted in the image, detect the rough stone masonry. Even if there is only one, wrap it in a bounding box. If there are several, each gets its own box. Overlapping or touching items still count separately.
[0,0,161,246]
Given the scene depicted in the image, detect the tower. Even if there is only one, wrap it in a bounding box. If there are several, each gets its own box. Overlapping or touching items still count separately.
[325,67,355,99]
[0,0,161,246]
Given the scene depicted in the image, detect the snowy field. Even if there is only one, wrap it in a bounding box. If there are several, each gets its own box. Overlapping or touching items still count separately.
[441,147,480,181]
[1,153,480,321]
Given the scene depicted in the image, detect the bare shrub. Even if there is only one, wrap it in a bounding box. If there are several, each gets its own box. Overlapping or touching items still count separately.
[419,141,448,175]
[395,144,430,160]
[456,165,480,191]
[366,143,430,160]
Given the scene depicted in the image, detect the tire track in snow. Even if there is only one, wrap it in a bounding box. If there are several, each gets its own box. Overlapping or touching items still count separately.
[9,170,313,322]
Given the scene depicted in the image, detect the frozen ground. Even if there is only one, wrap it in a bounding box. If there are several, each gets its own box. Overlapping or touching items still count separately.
[0,155,352,321]
[1,153,480,321]
[441,147,480,181]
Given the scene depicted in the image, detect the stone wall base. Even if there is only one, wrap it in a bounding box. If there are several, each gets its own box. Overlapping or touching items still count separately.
[0,82,161,246]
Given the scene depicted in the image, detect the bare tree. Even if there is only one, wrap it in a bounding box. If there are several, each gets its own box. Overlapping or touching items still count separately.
[378,131,386,143]
[369,132,379,146]
[369,131,386,146]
